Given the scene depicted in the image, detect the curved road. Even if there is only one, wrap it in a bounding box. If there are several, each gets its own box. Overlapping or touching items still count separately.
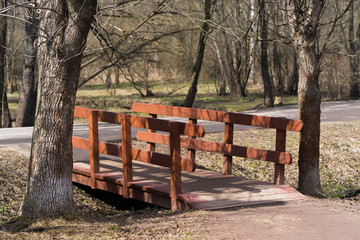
[0,100,359,155]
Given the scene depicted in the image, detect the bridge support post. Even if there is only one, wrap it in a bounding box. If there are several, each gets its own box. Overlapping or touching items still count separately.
[170,121,181,211]
[275,129,286,185]
[89,110,99,189]
[122,115,133,198]
[223,123,234,175]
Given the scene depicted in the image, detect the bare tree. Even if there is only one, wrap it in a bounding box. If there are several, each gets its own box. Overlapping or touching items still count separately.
[0,0,11,128]
[283,0,325,195]
[348,0,360,99]
[182,0,213,107]
[20,0,96,218]
[259,0,274,107]
[16,0,38,127]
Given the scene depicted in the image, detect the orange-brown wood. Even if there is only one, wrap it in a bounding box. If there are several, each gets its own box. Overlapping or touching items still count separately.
[130,115,205,137]
[223,123,234,175]
[121,115,133,197]
[147,114,157,151]
[274,129,286,185]
[74,106,91,119]
[170,121,181,211]
[132,103,304,132]
[89,110,99,189]
[137,131,292,165]
[187,119,197,168]
[72,136,90,150]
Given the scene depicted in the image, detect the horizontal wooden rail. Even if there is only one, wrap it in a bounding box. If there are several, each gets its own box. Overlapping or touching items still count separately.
[74,106,205,137]
[137,132,292,165]
[72,137,195,172]
[132,103,303,132]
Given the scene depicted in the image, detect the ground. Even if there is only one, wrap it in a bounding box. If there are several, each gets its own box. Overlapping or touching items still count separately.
[1,121,359,239]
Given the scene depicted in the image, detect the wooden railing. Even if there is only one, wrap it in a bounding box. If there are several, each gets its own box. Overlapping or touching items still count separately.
[131,103,304,185]
[72,106,205,210]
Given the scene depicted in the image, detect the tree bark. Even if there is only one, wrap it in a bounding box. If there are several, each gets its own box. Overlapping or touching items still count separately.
[0,0,11,128]
[286,47,299,95]
[284,0,324,196]
[259,0,274,107]
[349,0,360,99]
[20,0,96,218]
[16,1,38,127]
[182,0,212,107]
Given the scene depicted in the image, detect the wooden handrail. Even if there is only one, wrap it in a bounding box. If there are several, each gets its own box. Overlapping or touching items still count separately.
[132,103,304,132]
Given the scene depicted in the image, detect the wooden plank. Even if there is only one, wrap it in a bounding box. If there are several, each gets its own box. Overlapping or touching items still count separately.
[170,121,181,211]
[223,123,233,175]
[121,115,133,198]
[274,129,286,185]
[187,118,197,163]
[132,148,195,172]
[74,106,91,119]
[132,103,304,132]
[130,115,205,137]
[72,136,90,150]
[137,132,292,164]
[89,110,99,189]
[147,114,157,151]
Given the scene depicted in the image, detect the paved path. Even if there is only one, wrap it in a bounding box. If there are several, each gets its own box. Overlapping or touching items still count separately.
[1,100,358,155]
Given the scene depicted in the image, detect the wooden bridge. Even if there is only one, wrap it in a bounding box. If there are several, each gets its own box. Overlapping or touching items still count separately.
[72,103,305,211]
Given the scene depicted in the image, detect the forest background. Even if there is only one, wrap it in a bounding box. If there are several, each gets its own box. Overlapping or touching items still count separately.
[0,0,359,127]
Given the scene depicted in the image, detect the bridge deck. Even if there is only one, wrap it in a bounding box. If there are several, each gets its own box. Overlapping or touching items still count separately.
[72,149,305,210]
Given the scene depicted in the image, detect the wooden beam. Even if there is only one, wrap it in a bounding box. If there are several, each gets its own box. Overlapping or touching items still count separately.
[121,115,133,198]
[137,132,292,165]
[274,129,286,185]
[89,110,99,189]
[223,123,233,175]
[147,114,157,151]
[170,121,181,211]
[132,103,304,132]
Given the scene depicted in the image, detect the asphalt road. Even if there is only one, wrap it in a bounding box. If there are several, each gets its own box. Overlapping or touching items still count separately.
[1,100,358,155]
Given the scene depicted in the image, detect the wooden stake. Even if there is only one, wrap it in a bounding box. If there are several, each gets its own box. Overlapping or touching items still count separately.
[170,121,181,211]
[89,110,99,189]
[122,115,133,198]
[223,123,233,175]
[275,129,286,185]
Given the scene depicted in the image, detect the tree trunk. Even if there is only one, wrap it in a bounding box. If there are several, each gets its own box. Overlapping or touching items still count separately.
[349,0,360,99]
[182,0,211,107]
[16,2,38,127]
[284,0,324,196]
[272,3,283,106]
[287,48,299,95]
[0,0,11,128]
[20,0,96,218]
[259,0,274,107]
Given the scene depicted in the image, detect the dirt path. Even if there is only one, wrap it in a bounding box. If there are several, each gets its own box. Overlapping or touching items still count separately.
[201,198,360,240]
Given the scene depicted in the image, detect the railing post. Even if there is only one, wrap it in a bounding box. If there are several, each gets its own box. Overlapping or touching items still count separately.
[187,118,197,169]
[274,129,286,185]
[121,115,133,198]
[223,122,234,175]
[147,113,157,151]
[89,110,99,189]
[169,121,181,211]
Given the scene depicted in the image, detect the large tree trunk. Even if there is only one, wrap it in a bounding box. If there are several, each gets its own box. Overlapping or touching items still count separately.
[20,0,96,218]
[182,0,212,107]
[0,0,11,128]
[259,0,274,107]
[16,2,38,127]
[284,0,324,196]
[349,0,360,99]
